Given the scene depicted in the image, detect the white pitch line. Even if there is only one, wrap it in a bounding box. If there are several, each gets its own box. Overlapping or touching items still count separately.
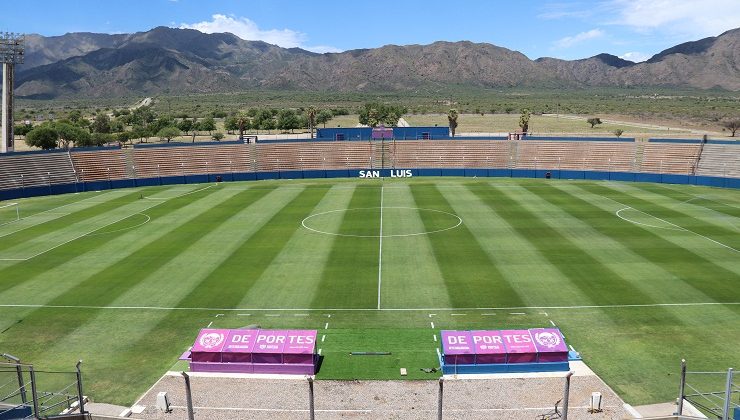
[550,320,557,327]
[265,314,280,317]
[1,302,737,312]
[603,193,739,253]
[539,312,549,317]
[206,321,213,328]
[450,313,466,316]
[482,313,496,316]
[293,313,309,317]
[510,312,526,315]
[377,185,384,310]
[433,335,437,342]
[324,322,329,329]
[0,185,216,261]
[430,321,435,329]
[321,335,325,342]
[318,349,322,355]
[237,313,251,316]
[428,313,436,318]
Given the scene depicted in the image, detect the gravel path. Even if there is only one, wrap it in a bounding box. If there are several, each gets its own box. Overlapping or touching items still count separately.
[132,369,626,420]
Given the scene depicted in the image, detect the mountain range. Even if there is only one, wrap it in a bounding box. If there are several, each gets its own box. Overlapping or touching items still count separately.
[14,26,740,99]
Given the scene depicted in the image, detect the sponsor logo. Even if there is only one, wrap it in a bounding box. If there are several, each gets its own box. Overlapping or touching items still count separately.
[358,170,413,178]
[199,332,225,349]
[534,331,561,349]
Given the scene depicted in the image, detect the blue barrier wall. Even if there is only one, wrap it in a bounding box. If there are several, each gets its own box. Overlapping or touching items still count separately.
[1,167,739,201]
[524,136,635,142]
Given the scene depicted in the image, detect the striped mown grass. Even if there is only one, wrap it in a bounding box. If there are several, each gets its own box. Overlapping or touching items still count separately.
[0,178,737,406]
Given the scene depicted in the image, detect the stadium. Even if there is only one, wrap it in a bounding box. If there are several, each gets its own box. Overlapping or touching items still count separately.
[0,128,738,419]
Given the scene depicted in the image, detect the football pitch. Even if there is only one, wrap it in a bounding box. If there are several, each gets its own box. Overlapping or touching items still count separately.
[0,178,738,407]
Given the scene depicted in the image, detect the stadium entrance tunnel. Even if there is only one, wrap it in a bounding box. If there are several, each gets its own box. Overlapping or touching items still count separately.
[301,207,462,237]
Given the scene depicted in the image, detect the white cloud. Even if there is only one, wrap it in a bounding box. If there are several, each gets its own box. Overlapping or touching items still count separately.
[605,0,740,38]
[553,29,605,48]
[618,51,650,62]
[179,14,341,53]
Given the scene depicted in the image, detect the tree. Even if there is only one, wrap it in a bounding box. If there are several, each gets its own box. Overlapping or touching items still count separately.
[224,116,239,134]
[519,108,531,133]
[156,126,181,143]
[178,118,194,135]
[613,129,624,138]
[316,109,333,128]
[722,119,740,137]
[68,110,83,124]
[212,132,224,141]
[447,109,459,137]
[587,117,602,128]
[306,107,317,139]
[199,116,216,135]
[55,122,90,148]
[79,132,112,147]
[13,124,32,138]
[358,103,406,127]
[91,113,111,134]
[236,112,250,140]
[25,126,58,150]
[277,109,300,132]
[259,117,276,133]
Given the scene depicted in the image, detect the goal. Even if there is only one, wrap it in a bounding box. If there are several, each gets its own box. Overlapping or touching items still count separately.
[0,202,19,226]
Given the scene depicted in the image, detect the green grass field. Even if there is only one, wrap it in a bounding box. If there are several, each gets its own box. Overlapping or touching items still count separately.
[0,178,738,407]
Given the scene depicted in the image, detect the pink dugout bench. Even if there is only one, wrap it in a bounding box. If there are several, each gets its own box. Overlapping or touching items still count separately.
[440,328,573,374]
[187,329,318,375]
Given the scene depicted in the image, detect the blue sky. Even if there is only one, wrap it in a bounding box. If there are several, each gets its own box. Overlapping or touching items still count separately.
[3,0,740,62]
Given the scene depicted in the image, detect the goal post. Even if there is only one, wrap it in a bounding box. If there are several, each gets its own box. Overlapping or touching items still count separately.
[0,202,19,225]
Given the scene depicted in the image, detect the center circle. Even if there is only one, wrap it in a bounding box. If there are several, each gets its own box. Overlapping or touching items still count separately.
[301,207,462,238]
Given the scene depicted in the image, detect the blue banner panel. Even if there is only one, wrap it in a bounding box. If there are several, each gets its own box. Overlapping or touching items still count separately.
[418,168,442,177]
[186,174,209,184]
[256,172,279,180]
[536,169,560,179]
[135,177,160,187]
[610,172,636,182]
[636,173,661,183]
[111,179,136,189]
[233,172,257,181]
[559,170,585,180]
[511,169,536,178]
[302,170,326,179]
[440,169,465,177]
[584,171,610,180]
[326,169,350,178]
[489,169,512,178]
[661,174,690,185]
[464,169,488,178]
[279,170,304,179]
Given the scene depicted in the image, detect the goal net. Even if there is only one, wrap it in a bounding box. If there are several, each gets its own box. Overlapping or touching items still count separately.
[0,202,20,226]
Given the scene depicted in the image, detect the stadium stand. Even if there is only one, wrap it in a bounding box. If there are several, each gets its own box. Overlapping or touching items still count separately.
[1,139,738,196]
[639,142,700,174]
[70,149,128,182]
[0,151,77,190]
[696,144,740,178]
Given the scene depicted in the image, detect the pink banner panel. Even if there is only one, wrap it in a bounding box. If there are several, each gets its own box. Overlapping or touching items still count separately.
[531,328,569,362]
[191,329,229,353]
[254,330,288,354]
[284,330,317,354]
[470,330,507,364]
[222,330,258,353]
[440,331,474,355]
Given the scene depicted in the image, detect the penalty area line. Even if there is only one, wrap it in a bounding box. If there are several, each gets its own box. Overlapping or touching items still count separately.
[0,302,738,312]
